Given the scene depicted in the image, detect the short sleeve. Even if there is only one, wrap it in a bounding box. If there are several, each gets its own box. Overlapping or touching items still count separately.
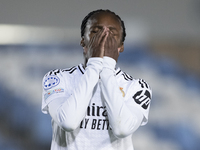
[42,70,66,114]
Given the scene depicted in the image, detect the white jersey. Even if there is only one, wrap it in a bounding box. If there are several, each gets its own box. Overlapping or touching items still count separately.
[42,57,152,150]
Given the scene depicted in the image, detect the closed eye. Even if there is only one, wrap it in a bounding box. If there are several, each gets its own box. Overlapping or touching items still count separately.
[90,26,102,33]
[91,30,98,33]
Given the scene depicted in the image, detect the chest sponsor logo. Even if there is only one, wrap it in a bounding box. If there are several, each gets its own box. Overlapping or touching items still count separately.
[80,103,111,130]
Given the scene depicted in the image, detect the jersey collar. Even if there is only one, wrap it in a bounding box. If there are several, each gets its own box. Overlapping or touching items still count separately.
[78,64,85,74]
[78,64,122,76]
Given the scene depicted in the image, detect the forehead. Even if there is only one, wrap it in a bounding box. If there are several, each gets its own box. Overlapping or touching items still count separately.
[87,12,121,29]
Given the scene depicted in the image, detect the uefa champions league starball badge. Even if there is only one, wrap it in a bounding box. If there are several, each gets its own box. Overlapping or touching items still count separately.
[43,75,60,90]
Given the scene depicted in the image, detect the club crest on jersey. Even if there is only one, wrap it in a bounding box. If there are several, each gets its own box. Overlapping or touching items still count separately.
[119,87,125,97]
[43,75,60,90]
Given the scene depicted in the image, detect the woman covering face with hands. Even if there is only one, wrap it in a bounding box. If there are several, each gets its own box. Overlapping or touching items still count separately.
[42,9,152,150]
[81,11,124,65]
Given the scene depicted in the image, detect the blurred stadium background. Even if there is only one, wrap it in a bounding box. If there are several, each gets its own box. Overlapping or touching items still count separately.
[0,0,200,150]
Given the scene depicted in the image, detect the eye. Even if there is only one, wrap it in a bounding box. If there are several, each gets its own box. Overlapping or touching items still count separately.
[110,32,117,36]
[90,27,100,33]
[91,30,98,33]
[109,29,118,36]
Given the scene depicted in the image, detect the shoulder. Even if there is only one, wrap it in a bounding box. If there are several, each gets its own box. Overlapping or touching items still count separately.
[42,66,79,90]
[116,69,133,82]
[117,69,151,91]
[130,78,152,110]
[130,78,152,97]
[43,69,64,91]
[133,78,151,90]
[117,70,152,109]
[44,66,78,77]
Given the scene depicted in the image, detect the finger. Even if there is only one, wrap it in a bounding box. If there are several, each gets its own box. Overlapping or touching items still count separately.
[109,33,117,47]
[105,32,112,47]
[88,27,105,48]
[106,33,118,52]
[100,31,109,47]
[96,27,107,44]
[88,34,95,48]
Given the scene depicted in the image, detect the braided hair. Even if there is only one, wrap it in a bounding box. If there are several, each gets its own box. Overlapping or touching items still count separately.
[81,9,126,42]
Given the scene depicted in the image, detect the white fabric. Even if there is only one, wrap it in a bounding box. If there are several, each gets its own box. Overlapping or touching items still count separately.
[42,57,152,150]
[100,57,143,138]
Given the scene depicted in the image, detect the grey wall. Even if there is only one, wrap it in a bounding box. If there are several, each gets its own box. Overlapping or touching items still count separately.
[0,0,200,39]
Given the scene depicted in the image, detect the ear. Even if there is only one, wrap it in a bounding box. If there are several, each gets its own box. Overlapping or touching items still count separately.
[118,42,124,53]
[80,37,85,47]
[80,37,88,55]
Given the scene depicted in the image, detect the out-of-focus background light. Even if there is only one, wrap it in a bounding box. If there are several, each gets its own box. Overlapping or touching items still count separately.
[0,24,79,45]
[0,1,200,150]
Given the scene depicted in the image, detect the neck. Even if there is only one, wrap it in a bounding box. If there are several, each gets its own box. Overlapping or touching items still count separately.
[83,58,88,69]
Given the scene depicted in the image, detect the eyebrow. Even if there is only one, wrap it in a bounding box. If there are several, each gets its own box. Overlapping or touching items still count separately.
[108,27,117,31]
[90,25,103,29]
[91,25,118,31]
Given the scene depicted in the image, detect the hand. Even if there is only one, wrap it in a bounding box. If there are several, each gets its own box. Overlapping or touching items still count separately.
[86,27,108,58]
[104,32,119,61]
